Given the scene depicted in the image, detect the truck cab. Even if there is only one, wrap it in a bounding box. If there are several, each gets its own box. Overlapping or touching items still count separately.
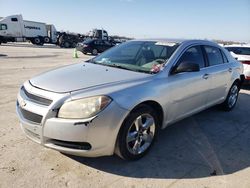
[0,15,25,42]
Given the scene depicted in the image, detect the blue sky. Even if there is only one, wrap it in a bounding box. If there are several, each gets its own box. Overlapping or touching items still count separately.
[0,0,249,42]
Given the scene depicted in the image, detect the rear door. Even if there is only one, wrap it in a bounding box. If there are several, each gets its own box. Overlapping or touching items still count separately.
[202,45,232,106]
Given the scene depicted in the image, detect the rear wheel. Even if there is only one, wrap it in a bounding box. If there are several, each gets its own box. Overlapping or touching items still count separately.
[220,82,240,111]
[115,105,159,160]
[33,37,41,45]
[63,41,70,48]
[44,37,50,43]
[92,49,98,55]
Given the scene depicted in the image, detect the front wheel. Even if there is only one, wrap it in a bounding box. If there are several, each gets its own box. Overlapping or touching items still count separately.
[115,105,159,160]
[220,82,240,111]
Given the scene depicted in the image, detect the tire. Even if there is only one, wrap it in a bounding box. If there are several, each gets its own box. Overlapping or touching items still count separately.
[44,37,50,43]
[72,42,77,48]
[63,41,70,48]
[115,104,159,160]
[92,49,98,55]
[33,37,41,45]
[220,82,240,111]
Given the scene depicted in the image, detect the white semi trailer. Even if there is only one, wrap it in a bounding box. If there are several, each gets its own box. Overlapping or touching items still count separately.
[0,14,57,45]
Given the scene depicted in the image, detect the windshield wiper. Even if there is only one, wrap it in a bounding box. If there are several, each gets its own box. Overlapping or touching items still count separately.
[88,61,152,74]
[102,63,133,71]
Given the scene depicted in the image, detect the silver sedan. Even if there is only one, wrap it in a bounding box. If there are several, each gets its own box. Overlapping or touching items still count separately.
[16,39,244,160]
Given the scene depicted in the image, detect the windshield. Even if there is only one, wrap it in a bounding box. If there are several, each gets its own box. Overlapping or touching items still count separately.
[91,41,179,74]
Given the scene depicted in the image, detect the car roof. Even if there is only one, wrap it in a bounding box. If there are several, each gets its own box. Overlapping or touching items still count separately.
[132,38,219,46]
[224,44,250,48]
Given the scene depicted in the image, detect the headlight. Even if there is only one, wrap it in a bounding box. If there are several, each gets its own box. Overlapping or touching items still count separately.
[58,96,112,119]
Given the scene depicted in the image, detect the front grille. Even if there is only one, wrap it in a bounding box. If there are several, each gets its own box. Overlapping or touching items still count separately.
[19,107,43,124]
[49,139,92,150]
[21,86,52,106]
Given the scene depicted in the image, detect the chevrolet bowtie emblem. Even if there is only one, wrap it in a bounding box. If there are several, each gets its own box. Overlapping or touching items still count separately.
[20,99,27,107]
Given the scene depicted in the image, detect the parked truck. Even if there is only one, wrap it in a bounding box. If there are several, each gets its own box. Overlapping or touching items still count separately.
[0,14,57,45]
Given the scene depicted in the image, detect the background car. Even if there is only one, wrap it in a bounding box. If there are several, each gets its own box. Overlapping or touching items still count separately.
[225,45,250,82]
[76,39,115,55]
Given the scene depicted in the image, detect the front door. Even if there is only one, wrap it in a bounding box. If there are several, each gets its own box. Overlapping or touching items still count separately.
[166,45,210,123]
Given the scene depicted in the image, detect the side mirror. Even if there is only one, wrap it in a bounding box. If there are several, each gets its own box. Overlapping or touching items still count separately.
[173,61,200,74]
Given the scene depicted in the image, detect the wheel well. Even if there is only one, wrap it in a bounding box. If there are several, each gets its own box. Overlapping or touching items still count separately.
[234,78,241,87]
[132,101,164,128]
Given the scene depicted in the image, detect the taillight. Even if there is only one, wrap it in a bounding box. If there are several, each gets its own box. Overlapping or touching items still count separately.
[241,61,250,65]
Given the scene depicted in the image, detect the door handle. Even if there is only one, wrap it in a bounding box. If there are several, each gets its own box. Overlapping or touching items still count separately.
[228,68,233,73]
[203,74,209,80]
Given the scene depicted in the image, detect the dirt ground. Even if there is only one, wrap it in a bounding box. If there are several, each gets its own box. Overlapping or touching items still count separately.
[0,43,250,188]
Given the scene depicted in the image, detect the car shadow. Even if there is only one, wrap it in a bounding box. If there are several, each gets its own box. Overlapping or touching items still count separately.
[64,92,250,179]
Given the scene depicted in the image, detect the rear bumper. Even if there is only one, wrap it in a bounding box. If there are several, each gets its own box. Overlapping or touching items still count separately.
[243,64,250,81]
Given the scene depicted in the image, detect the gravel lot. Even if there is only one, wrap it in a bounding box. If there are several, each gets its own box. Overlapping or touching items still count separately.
[0,43,250,188]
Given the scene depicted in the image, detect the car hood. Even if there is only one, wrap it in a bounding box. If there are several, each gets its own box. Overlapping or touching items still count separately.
[30,62,151,93]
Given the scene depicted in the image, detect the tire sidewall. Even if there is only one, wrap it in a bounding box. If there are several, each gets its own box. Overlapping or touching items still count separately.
[44,37,50,43]
[116,105,159,160]
[223,82,240,111]
[92,49,98,55]
[34,37,40,44]
[64,41,70,48]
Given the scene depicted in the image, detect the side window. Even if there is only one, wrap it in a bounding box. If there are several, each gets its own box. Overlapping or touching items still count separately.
[11,18,18,22]
[177,46,205,68]
[220,50,228,63]
[204,46,224,66]
[0,24,7,30]
[240,48,250,55]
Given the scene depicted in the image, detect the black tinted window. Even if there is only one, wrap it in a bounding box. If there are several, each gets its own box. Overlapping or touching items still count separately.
[178,46,205,68]
[226,47,250,56]
[11,18,18,22]
[204,46,224,66]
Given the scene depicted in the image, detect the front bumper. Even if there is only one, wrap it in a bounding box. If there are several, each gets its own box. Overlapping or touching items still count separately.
[16,82,129,157]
